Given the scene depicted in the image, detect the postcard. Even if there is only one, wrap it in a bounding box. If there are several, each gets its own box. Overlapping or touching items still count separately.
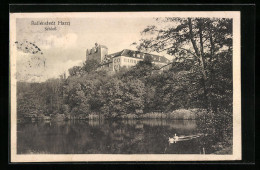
[10,11,241,162]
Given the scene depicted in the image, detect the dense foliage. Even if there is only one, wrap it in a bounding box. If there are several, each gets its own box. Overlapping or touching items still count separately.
[17,17,233,143]
[133,17,233,142]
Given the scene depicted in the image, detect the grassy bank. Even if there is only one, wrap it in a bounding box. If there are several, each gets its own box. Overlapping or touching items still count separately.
[139,109,206,120]
[65,113,105,120]
[89,108,206,120]
[19,108,207,122]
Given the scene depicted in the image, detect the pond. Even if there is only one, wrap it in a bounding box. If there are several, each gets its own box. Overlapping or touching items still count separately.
[17,119,218,154]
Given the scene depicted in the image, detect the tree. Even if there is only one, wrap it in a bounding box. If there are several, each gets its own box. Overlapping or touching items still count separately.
[122,79,145,114]
[135,17,233,114]
[68,66,82,77]
[123,55,156,80]
[82,59,100,73]
[99,78,126,116]
[44,79,64,114]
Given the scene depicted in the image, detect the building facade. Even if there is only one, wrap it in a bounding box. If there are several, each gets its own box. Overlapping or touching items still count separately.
[86,44,171,72]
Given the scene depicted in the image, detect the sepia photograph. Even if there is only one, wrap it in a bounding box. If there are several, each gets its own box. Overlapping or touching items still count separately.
[10,11,241,162]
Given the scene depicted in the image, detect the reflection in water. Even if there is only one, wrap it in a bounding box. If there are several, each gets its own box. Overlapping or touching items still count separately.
[17,119,216,154]
[88,119,104,127]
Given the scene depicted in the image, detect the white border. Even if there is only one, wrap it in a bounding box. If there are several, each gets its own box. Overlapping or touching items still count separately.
[10,11,241,162]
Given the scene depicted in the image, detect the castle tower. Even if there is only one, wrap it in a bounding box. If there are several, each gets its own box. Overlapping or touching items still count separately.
[86,43,108,63]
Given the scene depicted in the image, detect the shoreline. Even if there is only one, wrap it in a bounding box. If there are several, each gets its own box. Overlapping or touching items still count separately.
[18,108,207,122]
[18,117,199,123]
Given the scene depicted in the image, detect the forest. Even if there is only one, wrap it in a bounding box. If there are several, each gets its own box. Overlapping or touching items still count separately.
[17,17,233,143]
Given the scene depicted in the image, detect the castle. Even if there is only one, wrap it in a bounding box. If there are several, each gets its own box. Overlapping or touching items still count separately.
[86,43,171,72]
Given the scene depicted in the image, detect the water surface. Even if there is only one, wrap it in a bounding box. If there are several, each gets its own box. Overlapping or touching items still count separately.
[17,119,215,154]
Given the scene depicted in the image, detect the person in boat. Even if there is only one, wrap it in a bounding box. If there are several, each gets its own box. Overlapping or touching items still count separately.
[168,133,179,144]
[173,133,179,141]
[168,137,174,144]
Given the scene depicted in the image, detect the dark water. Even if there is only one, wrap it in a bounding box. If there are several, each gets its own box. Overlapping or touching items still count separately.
[17,119,217,154]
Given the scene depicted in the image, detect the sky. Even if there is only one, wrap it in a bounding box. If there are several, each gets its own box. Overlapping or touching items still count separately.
[15,17,172,82]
